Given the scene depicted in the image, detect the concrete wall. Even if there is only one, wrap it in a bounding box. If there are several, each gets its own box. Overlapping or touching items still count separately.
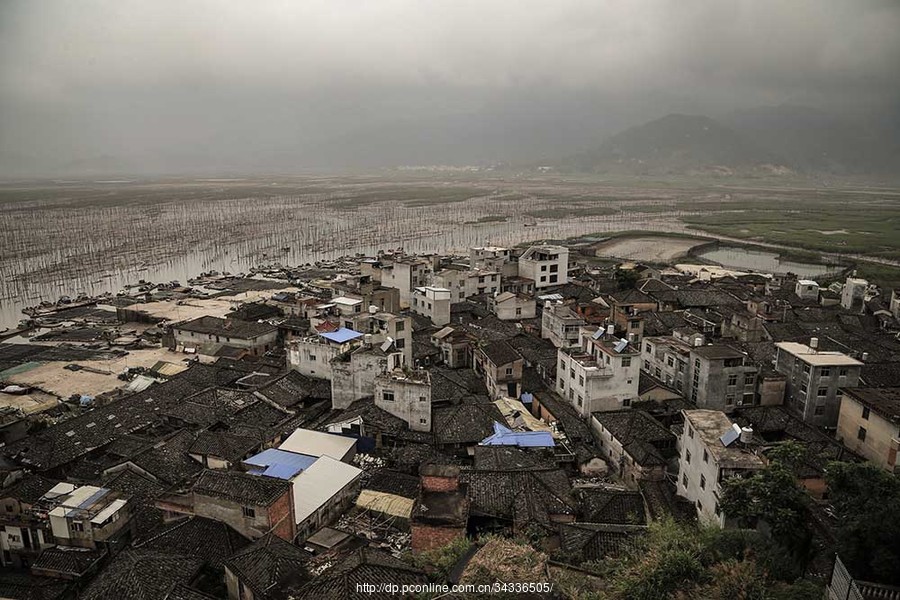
[194,492,292,541]
[173,328,278,357]
[676,422,726,526]
[375,373,432,432]
[541,304,584,348]
[411,287,451,327]
[492,296,536,321]
[331,350,399,410]
[287,339,341,379]
[837,393,900,471]
[687,354,757,412]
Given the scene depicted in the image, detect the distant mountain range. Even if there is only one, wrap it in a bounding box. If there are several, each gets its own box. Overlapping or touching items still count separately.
[558,105,900,177]
[1,104,897,179]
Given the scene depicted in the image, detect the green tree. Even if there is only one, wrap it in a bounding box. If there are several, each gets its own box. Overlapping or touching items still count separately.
[826,461,900,585]
[718,442,812,563]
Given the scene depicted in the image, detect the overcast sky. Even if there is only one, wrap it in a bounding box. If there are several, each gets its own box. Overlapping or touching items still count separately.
[2,0,899,172]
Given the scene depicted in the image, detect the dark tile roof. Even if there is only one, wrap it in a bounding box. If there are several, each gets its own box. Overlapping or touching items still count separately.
[80,549,203,600]
[472,446,557,471]
[103,468,167,500]
[31,546,105,577]
[532,391,592,443]
[576,488,647,525]
[591,410,674,448]
[1,474,59,505]
[363,469,420,499]
[639,479,697,523]
[429,368,488,403]
[165,584,219,600]
[255,371,331,408]
[461,468,576,526]
[611,288,656,305]
[690,344,746,360]
[558,523,643,563]
[231,400,292,429]
[861,364,900,388]
[433,401,505,445]
[137,516,251,569]
[478,340,522,367]
[223,533,310,599]
[291,547,426,600]
[131,430,203,486]
[189,430,260,463]
[193,469,291,506]
[163,388,257,427]
[174,315,277,340]
[0,573,70,600]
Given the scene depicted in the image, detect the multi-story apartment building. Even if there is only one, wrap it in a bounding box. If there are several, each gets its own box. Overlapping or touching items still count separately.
[287,328,364,379]
[676,409,765,526]
[836,387,900,471]
[518,245,569,289]
[556,326,640,417]
[347,310,412,366]
[541,302,586,348]
[775,341,863,428]
[411,286,451,327]
[374,369,432,432]
[379,257,432,308]
[470,246,514,275]
[640,330,705,394]
[687,345,758,412]
[431,267,500,303]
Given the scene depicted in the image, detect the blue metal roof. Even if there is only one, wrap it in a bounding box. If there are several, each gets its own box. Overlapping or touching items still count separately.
[243,448,318,480]
[480,422,555,448]
[319,327,364,344]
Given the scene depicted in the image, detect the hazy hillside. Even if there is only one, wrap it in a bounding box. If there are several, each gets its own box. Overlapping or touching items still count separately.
[560,114,787,176]
[722,104,900,175]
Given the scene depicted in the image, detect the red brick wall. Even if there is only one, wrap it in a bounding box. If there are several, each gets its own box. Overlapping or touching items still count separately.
[267,491,296,541]
[411,524,465,552]
[421,476,458,492]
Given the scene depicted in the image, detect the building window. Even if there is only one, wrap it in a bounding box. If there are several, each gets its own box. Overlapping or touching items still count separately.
[700,475,706,490]
[550,264,559,273]
[577,395,583,407]
[802,363,811,375]
[622,357,632,367]
[623,398,631,407]
[72,521,84,532]
[515,307,522,316]
[688,426,694,439]
[728,374,738,387]
[862,406,870,420]
[570,369,575,379]
[685,449,691,463]
[645,344,652,354]
[817,387,828,397]
[505,367,513,376]
[814,405,825,416]
[242,506,256,518]
[858,427,867,441]
[667,356,675,367]
[839,367,848,377]
[395,338,405,349]
[419,418,427,424]
[549,275,558,283]
[820,367,831,377]
[382,390,395,402]
[419,396,427,403]
[725,395,734,406]
[703,449,708,463]
[578,375,584,386]
[744,374,754,385]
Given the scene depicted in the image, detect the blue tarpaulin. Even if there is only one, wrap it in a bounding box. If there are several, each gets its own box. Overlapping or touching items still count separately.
[319,328,364,344]
[244,448,318,480]
[480,422,555,448]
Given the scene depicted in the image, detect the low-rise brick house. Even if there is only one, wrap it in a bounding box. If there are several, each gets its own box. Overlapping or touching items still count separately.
[160,470,295,542]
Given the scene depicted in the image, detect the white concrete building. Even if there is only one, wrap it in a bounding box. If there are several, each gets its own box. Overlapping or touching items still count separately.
[841,277,868,311]
[287,328,364,380]
[518,245,569,289]
[432,267,500,303]
[794,280,820,301]
[556,326,640,417]
[489,292,536,321]
[470,246,516,276]
[676,409,765,526]
[379,258,432,308]
[374,369,432,432]
[541,302,585,348]
[411,286,451,327]
[774,341,863,428]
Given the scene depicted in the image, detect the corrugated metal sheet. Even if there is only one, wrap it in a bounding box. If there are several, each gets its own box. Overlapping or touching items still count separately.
[279,429,356,461]
[292,455,361,525]
[243,448,318,480]
[355,490,414,519]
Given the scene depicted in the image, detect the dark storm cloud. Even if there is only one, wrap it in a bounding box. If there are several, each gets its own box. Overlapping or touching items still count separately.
[1,0,899,171]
